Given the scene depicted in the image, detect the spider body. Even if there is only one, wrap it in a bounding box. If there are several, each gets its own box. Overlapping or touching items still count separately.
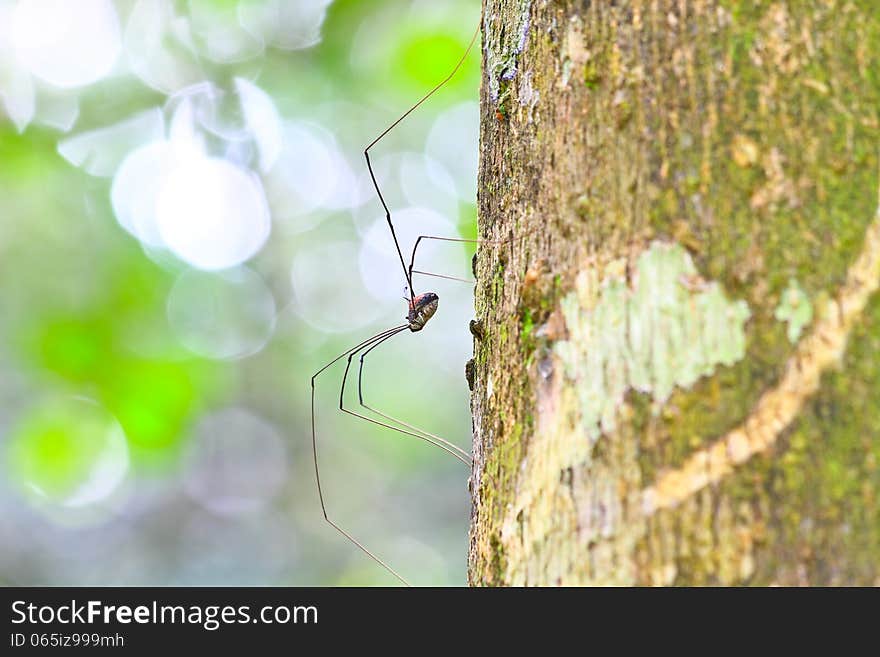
[407,292,439,331]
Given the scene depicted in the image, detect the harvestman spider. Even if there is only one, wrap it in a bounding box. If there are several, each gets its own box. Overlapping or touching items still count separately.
[310,23,502,585]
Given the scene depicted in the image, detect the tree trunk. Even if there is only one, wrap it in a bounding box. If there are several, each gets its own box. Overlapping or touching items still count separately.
[469,0,880,586]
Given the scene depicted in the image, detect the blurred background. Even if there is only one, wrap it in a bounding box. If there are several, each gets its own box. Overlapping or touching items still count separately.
[0,0,480,585]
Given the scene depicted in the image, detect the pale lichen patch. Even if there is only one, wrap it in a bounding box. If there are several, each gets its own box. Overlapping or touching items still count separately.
[775,278,813,343]
[643,196,880,515]
[559,15,588,89]
[555,241,751,444]
[518,71,539,112]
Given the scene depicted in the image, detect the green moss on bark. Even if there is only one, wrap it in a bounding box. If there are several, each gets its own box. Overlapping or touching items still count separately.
[470,0,880,586]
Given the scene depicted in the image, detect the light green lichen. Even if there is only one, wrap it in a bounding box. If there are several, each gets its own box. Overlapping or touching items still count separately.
[555,241,751,442]
[774,278,813,343]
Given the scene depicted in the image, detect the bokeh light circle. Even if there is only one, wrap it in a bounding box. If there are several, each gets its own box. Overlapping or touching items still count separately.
[358,207,464,303]
[165,79,282,174]
[183,407,288,516]
[238,0,333,51]
[426,101,479,203]
[291,239,387,333]
[263,121,348,228]
[186,0,264,64]
[166,266,277,360]
[123,0,202,94]
[12,0,121,89]
[7,397,129,512]
[156,152,271,271]
[399,152,459,219]
[110,140,172,247]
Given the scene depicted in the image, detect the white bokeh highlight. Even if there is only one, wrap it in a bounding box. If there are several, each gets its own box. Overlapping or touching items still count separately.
[12,0,121,89]
[106,79,278,269]
[264,121,358,231]
[58,108,164,177]
[359,207,465,304]
[398,152,460,224]
[123,0,333,95]
[239,0,334,51]
[163,79,282,173]
[0,2,83,133]
[0,2,36,131]
[426,101,479,203]
[166,266,277,360]
[156,151,270,271]
[291,240,386,333]
[22,398,131,513]
[123,0,205,94]
[111,140,176,248]
[187,0,264,64]
[235,77,283,173]
[183,407,288,517]
[62,421,129,510]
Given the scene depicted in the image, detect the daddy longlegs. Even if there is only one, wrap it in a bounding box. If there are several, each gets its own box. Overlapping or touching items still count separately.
[310,20,505,586]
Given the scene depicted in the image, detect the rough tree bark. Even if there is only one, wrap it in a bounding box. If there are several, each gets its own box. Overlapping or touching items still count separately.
[468,0,880,585]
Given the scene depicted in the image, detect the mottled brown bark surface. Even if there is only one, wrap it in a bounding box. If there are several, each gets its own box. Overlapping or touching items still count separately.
[469,0,880,585]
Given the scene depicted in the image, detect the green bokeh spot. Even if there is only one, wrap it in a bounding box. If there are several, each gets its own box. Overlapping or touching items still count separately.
[202,0,239,9]
[8,398,120,501]
[103,361,197,453]
[0,127,59,181]
[396,32,473,90]
[38,319,107,381]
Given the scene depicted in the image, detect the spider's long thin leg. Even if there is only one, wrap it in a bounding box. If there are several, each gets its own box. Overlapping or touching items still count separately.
[356,331,472,466]
[407,235,510,285]
[311,324,409,586]
[338,329,470,464]
[364,24,480,306]
[313,323,474,585]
